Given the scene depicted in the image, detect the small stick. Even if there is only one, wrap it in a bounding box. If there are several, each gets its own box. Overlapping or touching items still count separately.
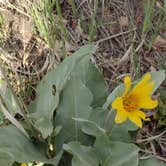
[95,28,136,45]
[136,130,166,143]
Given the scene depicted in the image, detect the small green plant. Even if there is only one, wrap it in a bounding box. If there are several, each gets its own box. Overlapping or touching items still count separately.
[70,0,77,18]
[156,88,166,126]
[31,1,57,48]
[0,45,165,166]
[31,0,68,58]
[0,13,4,44]
[142,0,166,49]
[89,0,98,43]
[142,0,156,38]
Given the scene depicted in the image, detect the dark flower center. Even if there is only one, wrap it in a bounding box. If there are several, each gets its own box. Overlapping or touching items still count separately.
[123,94,139,112]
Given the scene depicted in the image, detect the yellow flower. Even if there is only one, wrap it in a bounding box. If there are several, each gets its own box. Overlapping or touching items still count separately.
[112,73,158,128]
[21,163,28,166]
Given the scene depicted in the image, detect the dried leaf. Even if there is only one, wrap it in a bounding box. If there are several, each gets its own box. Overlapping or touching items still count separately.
[119,16,129,27]
[153,36,166,50]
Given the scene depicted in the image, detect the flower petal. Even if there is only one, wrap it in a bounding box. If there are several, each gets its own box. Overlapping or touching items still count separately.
[127,111,143,128]
[132,81,154,97]
[138,96,158,109]
[122,76,131,97]
[132,73,151,95]
[112,97,123,110]
[130,75,157,109]
[112,97,127,123]
[115,109,127,123]
[134,110,150,121]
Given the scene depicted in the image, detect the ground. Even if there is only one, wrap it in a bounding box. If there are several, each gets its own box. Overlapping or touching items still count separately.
[0,0,165,163]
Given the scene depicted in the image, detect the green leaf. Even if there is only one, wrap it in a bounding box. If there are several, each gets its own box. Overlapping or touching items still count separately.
[0,78,21,124]
[0,151,14,166]
[54,76,93,150]
[103,70,165,110]
[94,135,139,166]
[88,108,114,132]
[63,142,99,166]
[73,118,106,137]
[75,113,139,165]
[139,157,165,166]
[28,44,96,138]
[109,120,138,142]
[93,134,111,165]
[0,125,62,166]
[87,108,138,142]
[73,56,108,107]
[150,70,165,93]
[63,125,139,166]
[0,79,20,115]
[104,141,139,166]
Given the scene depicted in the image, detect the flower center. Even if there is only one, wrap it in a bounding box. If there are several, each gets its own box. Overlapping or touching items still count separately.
[123,94,139,112]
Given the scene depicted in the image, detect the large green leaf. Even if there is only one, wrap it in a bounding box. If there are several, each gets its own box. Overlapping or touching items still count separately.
[53,54,107,148]
[103,70,165,110]
[93,134,112,165]
[63,109,139,166]
[28,44,97,138]
[94,135,139,166]
[54,76,93,150]
[64,132,139,166]
[102,141,139,166]
[0,151,14,166]
[74,115,139,166]
[63,142,99,166]
[0,125,62,166]
[139,158,165,166]
[73,56,108,107]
